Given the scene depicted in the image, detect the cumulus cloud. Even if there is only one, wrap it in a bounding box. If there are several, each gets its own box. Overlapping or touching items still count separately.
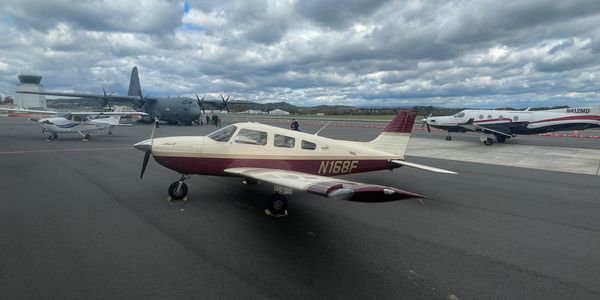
[0,0,600,108]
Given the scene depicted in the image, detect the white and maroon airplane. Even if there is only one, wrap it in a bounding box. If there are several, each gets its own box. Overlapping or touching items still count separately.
[133,111,456,216]
[422,104,600,145]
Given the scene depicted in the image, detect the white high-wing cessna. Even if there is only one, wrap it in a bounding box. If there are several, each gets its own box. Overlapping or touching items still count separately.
[133,111,456,216]
[1,106,147,141]
[422,104,600,145]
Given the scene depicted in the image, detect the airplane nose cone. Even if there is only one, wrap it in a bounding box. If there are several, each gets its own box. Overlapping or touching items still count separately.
[133,139,152,152]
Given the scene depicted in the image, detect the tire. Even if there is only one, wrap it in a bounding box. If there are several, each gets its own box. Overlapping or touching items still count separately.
[84,134,91,141]
[496,135,506,143]
[267,193,288,215]
[483,138,494,146]
[445,136,452,141]
[168,181,188,200]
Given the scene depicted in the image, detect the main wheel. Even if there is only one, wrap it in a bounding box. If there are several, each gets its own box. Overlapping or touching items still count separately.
[445,135,452,141]
[168,181,188,200]
[483,138,494,146]
[267,193,288,216]
[84,134,91,141]
[496,135,506,143]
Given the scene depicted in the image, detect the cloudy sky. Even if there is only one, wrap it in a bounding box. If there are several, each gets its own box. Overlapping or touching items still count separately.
[1,0,600,108]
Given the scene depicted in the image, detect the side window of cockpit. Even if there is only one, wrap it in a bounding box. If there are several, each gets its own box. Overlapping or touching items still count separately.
[235,129,268,145]
[207,125,237,142]
[274,134,295,148]
[457,112,465,118]
[301,140,316,150]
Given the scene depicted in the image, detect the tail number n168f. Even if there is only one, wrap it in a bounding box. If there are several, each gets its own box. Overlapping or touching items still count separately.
[318,160,358,174]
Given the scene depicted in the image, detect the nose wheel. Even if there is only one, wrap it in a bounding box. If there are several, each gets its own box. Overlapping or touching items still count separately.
[168,175,190,200]
[445,135,452,141]
[47,133,58,141]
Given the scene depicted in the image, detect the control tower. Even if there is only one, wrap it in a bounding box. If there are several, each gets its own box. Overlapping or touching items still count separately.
[14,73,47,109]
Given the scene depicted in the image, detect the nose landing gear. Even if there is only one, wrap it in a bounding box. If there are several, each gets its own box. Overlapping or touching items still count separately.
[168,174,190,201]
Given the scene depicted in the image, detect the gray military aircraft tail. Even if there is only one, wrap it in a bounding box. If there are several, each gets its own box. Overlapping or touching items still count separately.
[17,66,251,125]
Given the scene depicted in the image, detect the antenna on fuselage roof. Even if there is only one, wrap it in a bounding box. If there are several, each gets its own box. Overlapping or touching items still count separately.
[314,121,330,136]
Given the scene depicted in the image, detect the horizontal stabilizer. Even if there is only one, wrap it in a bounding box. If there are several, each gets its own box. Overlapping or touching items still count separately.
[391,160,457,174]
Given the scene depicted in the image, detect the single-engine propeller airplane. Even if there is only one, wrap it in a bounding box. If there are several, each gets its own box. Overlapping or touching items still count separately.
[133,110,456,216]
[1,106,147,141]
[422,104,600,145]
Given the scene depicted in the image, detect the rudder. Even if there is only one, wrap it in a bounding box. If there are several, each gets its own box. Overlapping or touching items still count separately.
[367,110,416,157]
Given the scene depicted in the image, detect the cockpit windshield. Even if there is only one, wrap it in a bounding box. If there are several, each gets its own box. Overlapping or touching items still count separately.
[454,112,465,118]
[207,125,237,142]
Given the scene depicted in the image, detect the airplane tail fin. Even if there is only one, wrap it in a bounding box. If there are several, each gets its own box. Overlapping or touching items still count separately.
[128,66,142,97]
[366,110,416,157]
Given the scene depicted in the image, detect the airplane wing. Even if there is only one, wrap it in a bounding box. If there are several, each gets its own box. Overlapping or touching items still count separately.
[458,119,514,137]
[70,111,148,116]
[0,108,58,114]
[224,167,424,202]
[17,91,144,102]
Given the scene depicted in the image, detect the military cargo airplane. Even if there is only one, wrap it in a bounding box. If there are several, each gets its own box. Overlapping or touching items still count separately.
[18,67,251,125]
[133,110,456,216]
[422,104,600,145]
[1,106,147,141]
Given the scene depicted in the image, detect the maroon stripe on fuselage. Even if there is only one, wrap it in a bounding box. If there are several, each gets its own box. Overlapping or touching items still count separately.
[383,111,416,133]
[153,156,394,176]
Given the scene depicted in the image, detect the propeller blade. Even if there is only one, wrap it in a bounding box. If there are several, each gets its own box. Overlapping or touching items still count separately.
[140,150,151,179]
[196,93,206,113]
[138,119,157,179]
[220,94,230,113]
[426,123,431,133]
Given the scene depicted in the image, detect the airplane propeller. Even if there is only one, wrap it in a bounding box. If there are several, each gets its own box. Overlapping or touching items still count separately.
[195,93,206,114]
[102,88,114,111]
[138,93,150,109]
[220,94,230,113]
[137,120,157,179]
[421,113,432,133]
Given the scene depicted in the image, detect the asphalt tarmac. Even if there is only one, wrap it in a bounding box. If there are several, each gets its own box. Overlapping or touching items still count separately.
[1,116,599,299]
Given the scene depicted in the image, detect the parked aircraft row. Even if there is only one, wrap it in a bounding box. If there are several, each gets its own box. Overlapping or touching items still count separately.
[0,106,147,141]
[422,104,600,145]
[19,67,251,126]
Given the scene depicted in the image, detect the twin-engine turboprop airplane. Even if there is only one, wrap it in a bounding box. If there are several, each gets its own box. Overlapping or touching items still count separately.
[133,110,456,216]
[422,104,600,145]
[1,106,147,141]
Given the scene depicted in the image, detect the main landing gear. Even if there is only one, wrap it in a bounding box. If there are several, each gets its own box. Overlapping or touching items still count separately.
[168,174,190,200]
[265,185,290,217]
[77,131,92,142]
[445,135,452,141]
